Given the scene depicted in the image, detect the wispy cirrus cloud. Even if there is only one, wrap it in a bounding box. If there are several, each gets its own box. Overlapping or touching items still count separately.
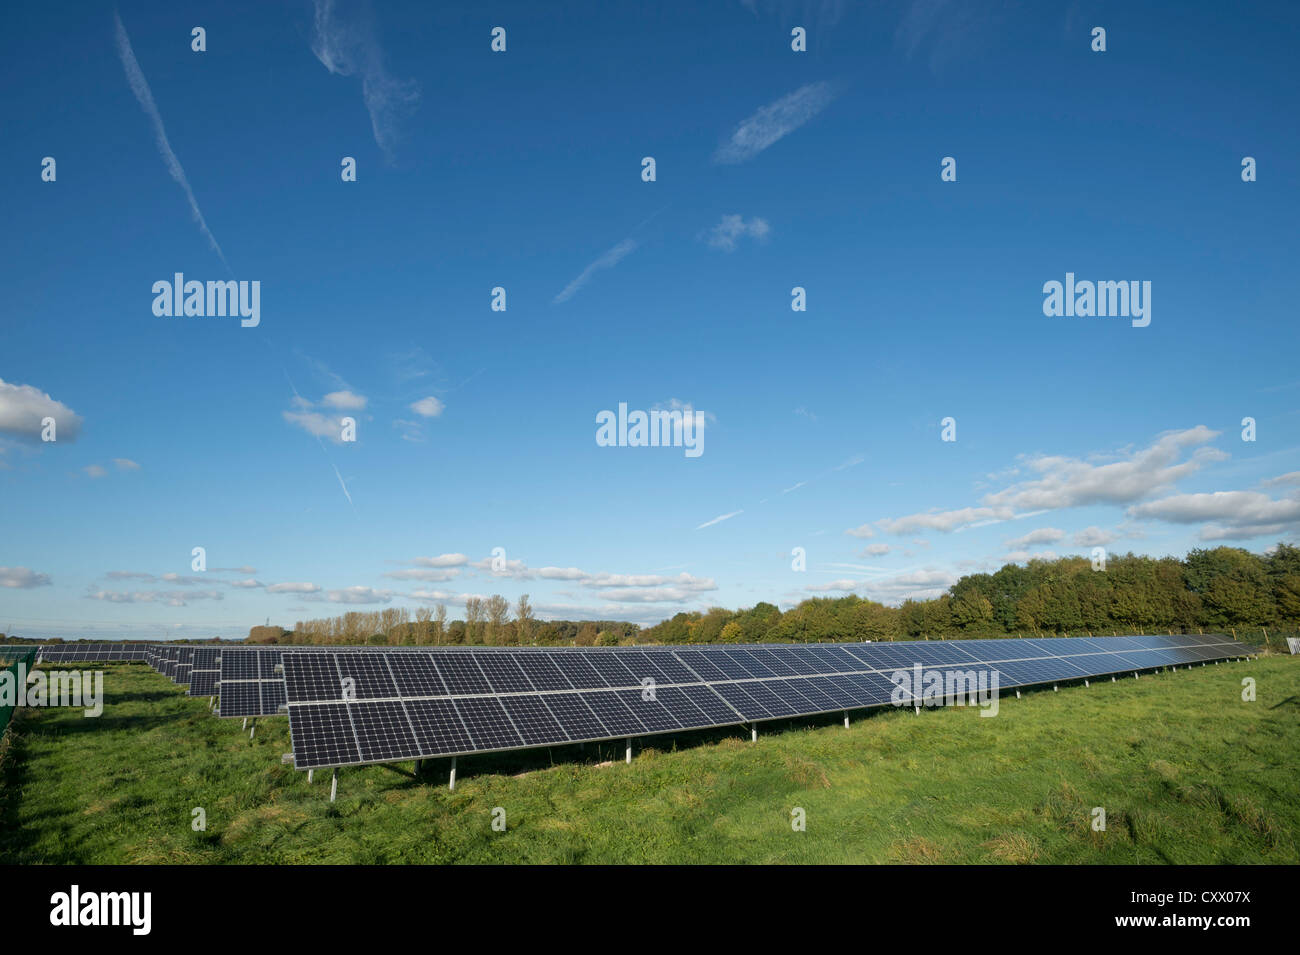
[713,81,836,164]
[702,214,771,251]
[696,509,743,530]
[554,238,638,303]
[113,11,229,269]
[310,0,419,161]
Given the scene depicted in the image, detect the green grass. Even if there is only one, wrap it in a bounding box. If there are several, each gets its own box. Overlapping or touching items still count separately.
[2,657,1297,864]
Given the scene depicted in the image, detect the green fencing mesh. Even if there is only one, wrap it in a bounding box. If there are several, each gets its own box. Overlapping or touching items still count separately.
[0,648,38,738]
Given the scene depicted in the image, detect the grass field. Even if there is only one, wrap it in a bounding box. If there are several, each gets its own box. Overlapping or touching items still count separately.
[1,656,1297,864]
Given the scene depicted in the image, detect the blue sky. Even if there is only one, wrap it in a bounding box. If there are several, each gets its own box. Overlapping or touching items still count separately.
[2,0,1298,639]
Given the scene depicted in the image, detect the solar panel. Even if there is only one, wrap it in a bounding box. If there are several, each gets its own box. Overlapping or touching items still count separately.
[36,643,152,663]
[281,634,1251,772]
[187,647,222,696]
[217,648,287,717]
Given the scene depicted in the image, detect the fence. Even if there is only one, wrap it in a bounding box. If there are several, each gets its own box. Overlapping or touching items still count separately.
[0,647,37,738]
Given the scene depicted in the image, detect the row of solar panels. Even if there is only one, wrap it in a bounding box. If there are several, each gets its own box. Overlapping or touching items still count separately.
[35,643,153,662]
[40,635,1256,775]
[278,633,1252,770]
[142,643,517,718]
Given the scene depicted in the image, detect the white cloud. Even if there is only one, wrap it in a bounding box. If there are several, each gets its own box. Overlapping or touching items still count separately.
[1072,526,1117,547]
[0,378,83,442]
[863,543,891,556]
[113,12,228,269]
[85,589,223,607]
[582,572,716,592]
[84,464,107,479]
[409,396,445,418]
[412,554,468,568]
[858,569,959,605]
[229,578,265,589]
[703,214,771,252]
[554,238,638,303]
[266,582,321,594]
[322,390,367,410]
[537,566,588,580]
[875,427,1226,534]
[1127,489,1300,541]
[844,524,876,539]
[310,0,419,160]
[1262,471,1300,488]
[1004,527,1065,549]
[0,567,52,588]
[696,509,743,529]
[714,82,836,164]
[1001,550,1059,564]
[384,567,461,582]
[319,586,395,604]
[283,409,351,443]
[469,557,534,579]
[878,506,1011,535]
[983,427,1225,512]
[113,458,141,471]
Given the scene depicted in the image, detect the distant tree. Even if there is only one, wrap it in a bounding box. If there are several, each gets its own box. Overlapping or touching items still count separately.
[514,594,534,645]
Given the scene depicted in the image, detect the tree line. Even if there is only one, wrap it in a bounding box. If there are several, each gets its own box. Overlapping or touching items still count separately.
[258,544,1299,647]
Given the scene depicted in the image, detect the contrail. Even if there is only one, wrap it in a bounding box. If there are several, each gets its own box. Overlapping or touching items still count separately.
[113,11,230,271]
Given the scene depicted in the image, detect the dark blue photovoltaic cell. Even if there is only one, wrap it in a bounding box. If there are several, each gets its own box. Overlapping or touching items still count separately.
[541,693,611,740]
[579,652,640,688]
[291,703,360,769]
[351,701,417,762]
[513,653,574,691]
[679,684,745,725]
[643,651,699,685]
[387,653,448,697]
[672,649,730,682]
[551,654,610,689]
[405,698,473,755]
[612,651,666,684]
[738,680,802,717]
[261,681,286,713]
[222,651,261,681]
[712,650,763,679]
[257,651,282,680]
[578,692,646,736]
[766,646,822,675]
[616,689,682,732]
[189,671,219,695]
[710,682,770,720]
[471,652,534,693]
[334,655,399,699]
[746,648,799,676]
[218,682,260,717]
[282,654,344,702]
[453,697,523,751]
[729,649,778,677]
[431,654,491,695]
[501,695,569,744]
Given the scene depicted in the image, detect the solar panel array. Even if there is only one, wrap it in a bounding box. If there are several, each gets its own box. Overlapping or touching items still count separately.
[216,647,288,717]
[187,648,222,696]
[36,643,152,663]
[282,633,1249,771]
